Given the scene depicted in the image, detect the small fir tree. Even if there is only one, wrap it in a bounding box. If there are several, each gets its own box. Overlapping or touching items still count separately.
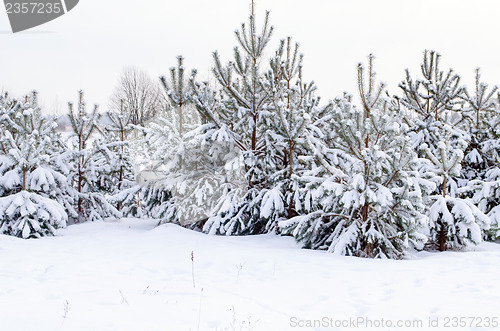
[264,37,318,220]
[397,50,469,197]
[397,52,491,250]
[96,109,140,216]
[67,91,120,222]
[280,56,431,259]
[457,70,500,240]
[0,92,68,238]
[189,1,279,234]
[421,136,490,250]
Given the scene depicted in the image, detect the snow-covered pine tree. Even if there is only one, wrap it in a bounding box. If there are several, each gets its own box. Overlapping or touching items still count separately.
[208,0,273,188]
[134,110,176,222]
[189,1,285,235]
[263,37,318,220]
[141,56,245,228]
[161,56,192,136]
[67,91,120,222]
[96,108,140,216]
[421,135,490,250]
[188,78,249,233]
[0,92,16,198]
[397,50,469,197]
[461,69,498,132]
[0,92,68,238]
[139,104,196,224]
[457,69,497,188]
[479,95,500,239]
[399,50,464,122]
[68,90,98,220]
[396,51,492,249]
[141,56,194,223]
[280,56,431,259]
[457,69,500,240]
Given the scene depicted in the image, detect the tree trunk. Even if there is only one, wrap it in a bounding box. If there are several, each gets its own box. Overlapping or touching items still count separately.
[248,114,257,188]
[362,201,369,224]
[179,102,183,136]
[78,162,82,218]
[77,134,83,219]
[117,166,123,211]
[439,224,446,251]
[22,168,26,191]
[476,108,480,130]
[287,140,294,219]
[117,129,125,211]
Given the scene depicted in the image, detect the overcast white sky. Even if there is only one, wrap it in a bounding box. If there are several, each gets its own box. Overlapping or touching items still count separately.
[1,0,499,114]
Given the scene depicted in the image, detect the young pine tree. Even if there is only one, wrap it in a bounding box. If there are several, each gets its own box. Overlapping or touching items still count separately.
[280,56,431,259]
[398,50,469,197]
[190,2,296,235]
[458,70,500,240]
[161,56,191,136]
[67,91,120,222]
[0,92,68,238]
[398,51,491,250]
[421,135,490,250]
[262,37,319,221]
[96,108,140,216]
[141,57,245,227]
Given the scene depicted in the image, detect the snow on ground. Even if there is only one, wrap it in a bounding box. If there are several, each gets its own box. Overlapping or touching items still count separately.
[0,219,499,331]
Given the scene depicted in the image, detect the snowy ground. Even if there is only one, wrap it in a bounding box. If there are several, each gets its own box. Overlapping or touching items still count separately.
[0,219,499,331]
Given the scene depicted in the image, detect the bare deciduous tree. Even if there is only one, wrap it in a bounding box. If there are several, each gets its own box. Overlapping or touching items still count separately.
[110,67,166,125]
